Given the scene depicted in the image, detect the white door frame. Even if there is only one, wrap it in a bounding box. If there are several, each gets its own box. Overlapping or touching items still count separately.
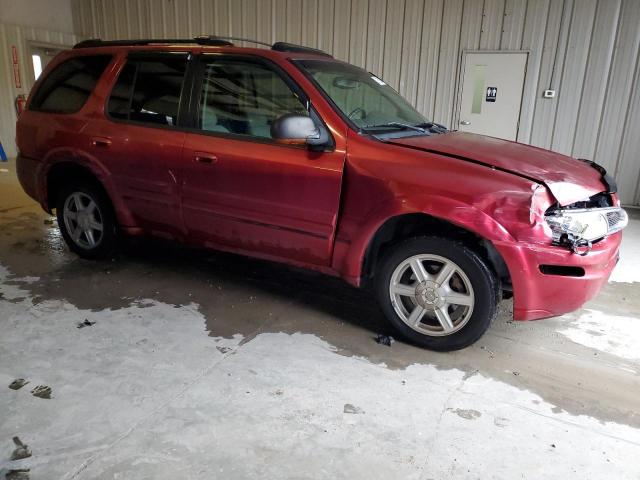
[454,50,530,139]
[27,41,68,84]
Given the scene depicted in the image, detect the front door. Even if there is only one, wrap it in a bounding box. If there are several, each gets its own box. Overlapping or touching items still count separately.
[179,55,344,266]
[457,52,527,141]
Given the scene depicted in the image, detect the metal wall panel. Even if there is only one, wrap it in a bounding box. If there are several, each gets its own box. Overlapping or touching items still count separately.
[500,0,527,49]
[398,0,424,103]
[365,0,386,75]
[480,0,506,49]
[46,0,640,204]
[333,0,351,60]
[593,0,640,176]
[415,0,443,119]
[571,0,620,160]
[617,55,640,205]
[529,0,570,149]
[550,0,597,155]
[348,0,368,65]
[381,0,405,89]
[432,0,463,126]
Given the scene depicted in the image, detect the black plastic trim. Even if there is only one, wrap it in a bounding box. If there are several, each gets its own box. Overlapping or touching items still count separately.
[539,265,585,277]
[578,158,617,193]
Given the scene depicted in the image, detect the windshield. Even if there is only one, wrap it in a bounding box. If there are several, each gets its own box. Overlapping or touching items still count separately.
[295,60,428,132]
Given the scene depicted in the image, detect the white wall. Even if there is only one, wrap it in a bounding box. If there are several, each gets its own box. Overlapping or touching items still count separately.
[0,0,75,33]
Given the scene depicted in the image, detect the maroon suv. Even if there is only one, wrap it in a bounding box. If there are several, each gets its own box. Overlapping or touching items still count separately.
[16,37,628,350]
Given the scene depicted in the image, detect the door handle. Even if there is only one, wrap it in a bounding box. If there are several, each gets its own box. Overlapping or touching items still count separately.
[91,137,112,148]
[194,152,218,165]
[460,120,471,126]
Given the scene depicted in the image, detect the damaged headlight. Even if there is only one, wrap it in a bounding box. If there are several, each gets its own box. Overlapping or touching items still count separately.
[545,207,628,254]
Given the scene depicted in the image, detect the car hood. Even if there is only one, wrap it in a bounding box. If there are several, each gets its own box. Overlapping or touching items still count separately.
[387,132,607,206]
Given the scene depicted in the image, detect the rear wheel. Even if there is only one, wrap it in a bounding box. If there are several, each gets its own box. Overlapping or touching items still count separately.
[56,183,118,259]
[375,237,499,351]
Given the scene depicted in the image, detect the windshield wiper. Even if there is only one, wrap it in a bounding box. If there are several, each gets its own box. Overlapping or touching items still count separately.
[414,122,448,132]
[362,122,426,133]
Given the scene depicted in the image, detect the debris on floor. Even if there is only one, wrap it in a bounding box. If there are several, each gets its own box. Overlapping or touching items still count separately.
[480,345,495,358]
[77,319,96,329]
[343,403,365,414]
[374,334,394,346]
[30,385,52,399]
[10,437,32,461]
[43,219,54,225]
[5,469,30,480]
[8,379,29,390]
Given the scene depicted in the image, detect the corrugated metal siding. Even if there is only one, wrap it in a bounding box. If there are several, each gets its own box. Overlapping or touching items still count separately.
[39,0,640,204]
[0,23,79,157]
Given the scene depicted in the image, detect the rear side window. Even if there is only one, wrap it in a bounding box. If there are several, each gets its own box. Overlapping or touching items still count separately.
[107,54,187,127]
[30,55,112,114]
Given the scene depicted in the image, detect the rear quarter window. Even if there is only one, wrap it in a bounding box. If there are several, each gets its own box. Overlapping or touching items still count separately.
[106,54,188,127]
[29,55,112,114]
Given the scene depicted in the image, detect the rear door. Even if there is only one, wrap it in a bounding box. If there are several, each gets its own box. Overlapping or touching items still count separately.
[179,55,345,266]
[91,52,190,235]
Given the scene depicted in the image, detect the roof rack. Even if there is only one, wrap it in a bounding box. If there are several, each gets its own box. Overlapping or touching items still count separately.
[72,36,333,57]
[73,36,233,49]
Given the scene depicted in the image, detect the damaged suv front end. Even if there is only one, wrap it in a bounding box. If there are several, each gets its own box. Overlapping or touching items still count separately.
[498,169,627,321]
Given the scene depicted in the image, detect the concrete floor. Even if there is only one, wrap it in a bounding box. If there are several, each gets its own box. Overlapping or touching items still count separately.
[0,159,639,479]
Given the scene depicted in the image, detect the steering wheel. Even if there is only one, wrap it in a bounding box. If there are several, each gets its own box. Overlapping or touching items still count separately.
[348,107,366,120]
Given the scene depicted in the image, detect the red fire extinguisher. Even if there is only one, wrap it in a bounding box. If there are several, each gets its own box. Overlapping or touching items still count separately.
[15,94,27,116]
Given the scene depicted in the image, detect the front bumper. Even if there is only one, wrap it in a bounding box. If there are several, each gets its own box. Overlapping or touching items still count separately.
[494,232,622,320]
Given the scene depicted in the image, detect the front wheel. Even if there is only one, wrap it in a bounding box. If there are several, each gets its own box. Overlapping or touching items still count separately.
[375,237,499,351]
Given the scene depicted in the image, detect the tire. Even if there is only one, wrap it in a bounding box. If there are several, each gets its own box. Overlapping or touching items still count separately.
[55,182,118,260]
[375,236,499,351]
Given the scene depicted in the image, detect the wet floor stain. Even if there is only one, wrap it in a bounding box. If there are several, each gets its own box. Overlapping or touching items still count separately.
[450,408,482,420]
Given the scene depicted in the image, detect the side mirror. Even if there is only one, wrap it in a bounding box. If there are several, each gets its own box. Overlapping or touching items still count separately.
[271,113,326,146]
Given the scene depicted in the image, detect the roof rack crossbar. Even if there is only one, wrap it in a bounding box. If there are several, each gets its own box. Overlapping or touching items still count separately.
[73,37,234,49]
[73,36,333,58]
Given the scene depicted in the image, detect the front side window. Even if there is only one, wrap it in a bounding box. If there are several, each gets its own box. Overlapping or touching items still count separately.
[30,55,112,114]
[295,60,428,132]
[107,54,187,126]
[197,58,307,139]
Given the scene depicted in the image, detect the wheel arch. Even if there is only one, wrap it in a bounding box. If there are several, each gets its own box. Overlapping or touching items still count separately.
[43,157,134,227]
[359,212,512,292]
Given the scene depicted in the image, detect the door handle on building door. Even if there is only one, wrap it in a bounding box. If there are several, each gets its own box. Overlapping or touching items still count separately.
[460,121,471,126]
